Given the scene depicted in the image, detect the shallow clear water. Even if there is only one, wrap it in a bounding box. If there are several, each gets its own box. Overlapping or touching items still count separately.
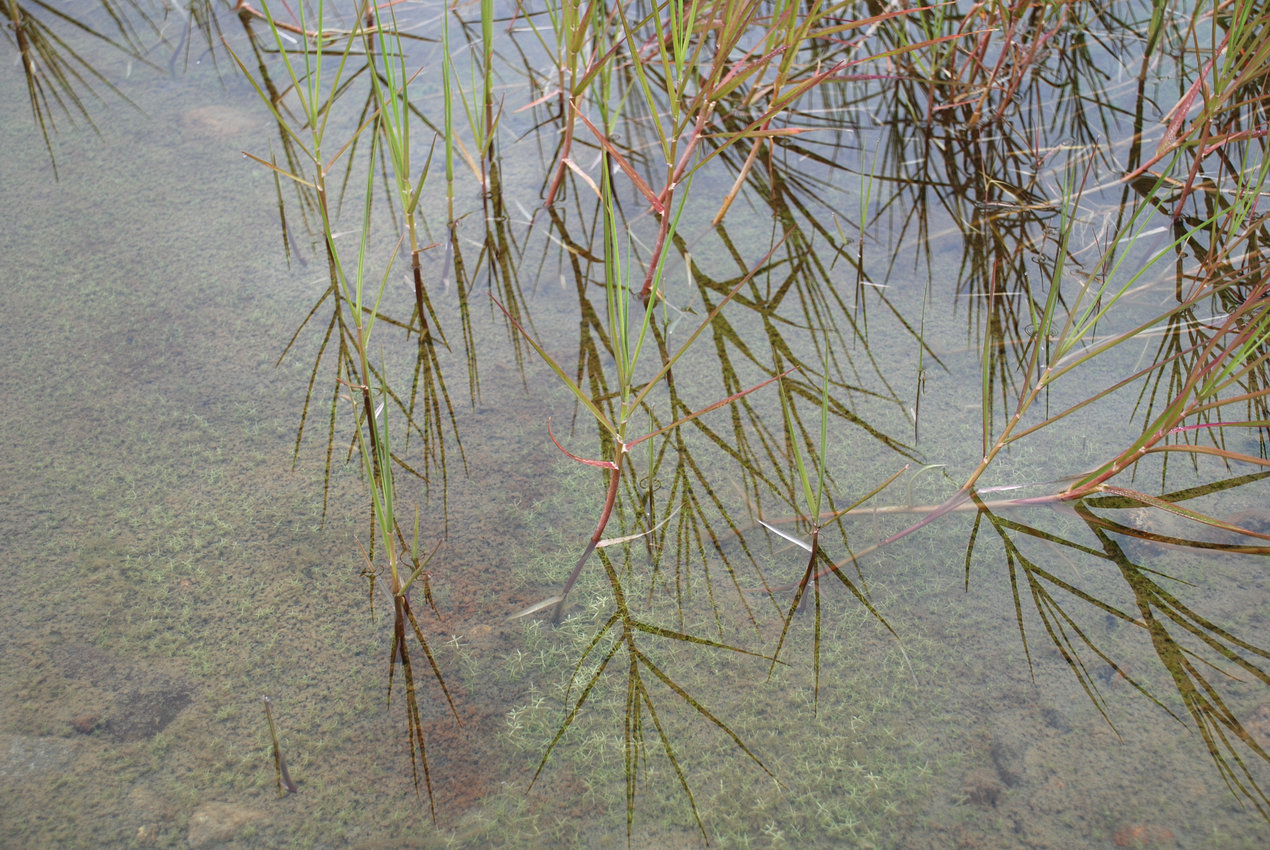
[2,1,1269,848]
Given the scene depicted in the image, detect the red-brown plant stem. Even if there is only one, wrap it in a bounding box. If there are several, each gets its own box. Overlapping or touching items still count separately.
[551,460,623,622]
[638,105,713,301]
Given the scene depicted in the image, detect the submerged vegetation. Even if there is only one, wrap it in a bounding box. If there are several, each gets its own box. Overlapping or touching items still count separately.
[7,0,1270,844]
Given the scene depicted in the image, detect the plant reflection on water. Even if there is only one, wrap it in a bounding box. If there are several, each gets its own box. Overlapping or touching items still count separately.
[8,0,1270,844]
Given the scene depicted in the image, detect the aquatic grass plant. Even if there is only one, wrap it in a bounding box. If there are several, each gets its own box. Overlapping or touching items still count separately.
[210,0,1270,839]
[3,0,156,178]
[230,0,466,517]
[978,159,1270,500]
[227,0,461,817]
[351,368,457,818]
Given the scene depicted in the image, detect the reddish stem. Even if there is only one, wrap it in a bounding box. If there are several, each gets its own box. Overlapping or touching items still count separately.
[551,462,622,622]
